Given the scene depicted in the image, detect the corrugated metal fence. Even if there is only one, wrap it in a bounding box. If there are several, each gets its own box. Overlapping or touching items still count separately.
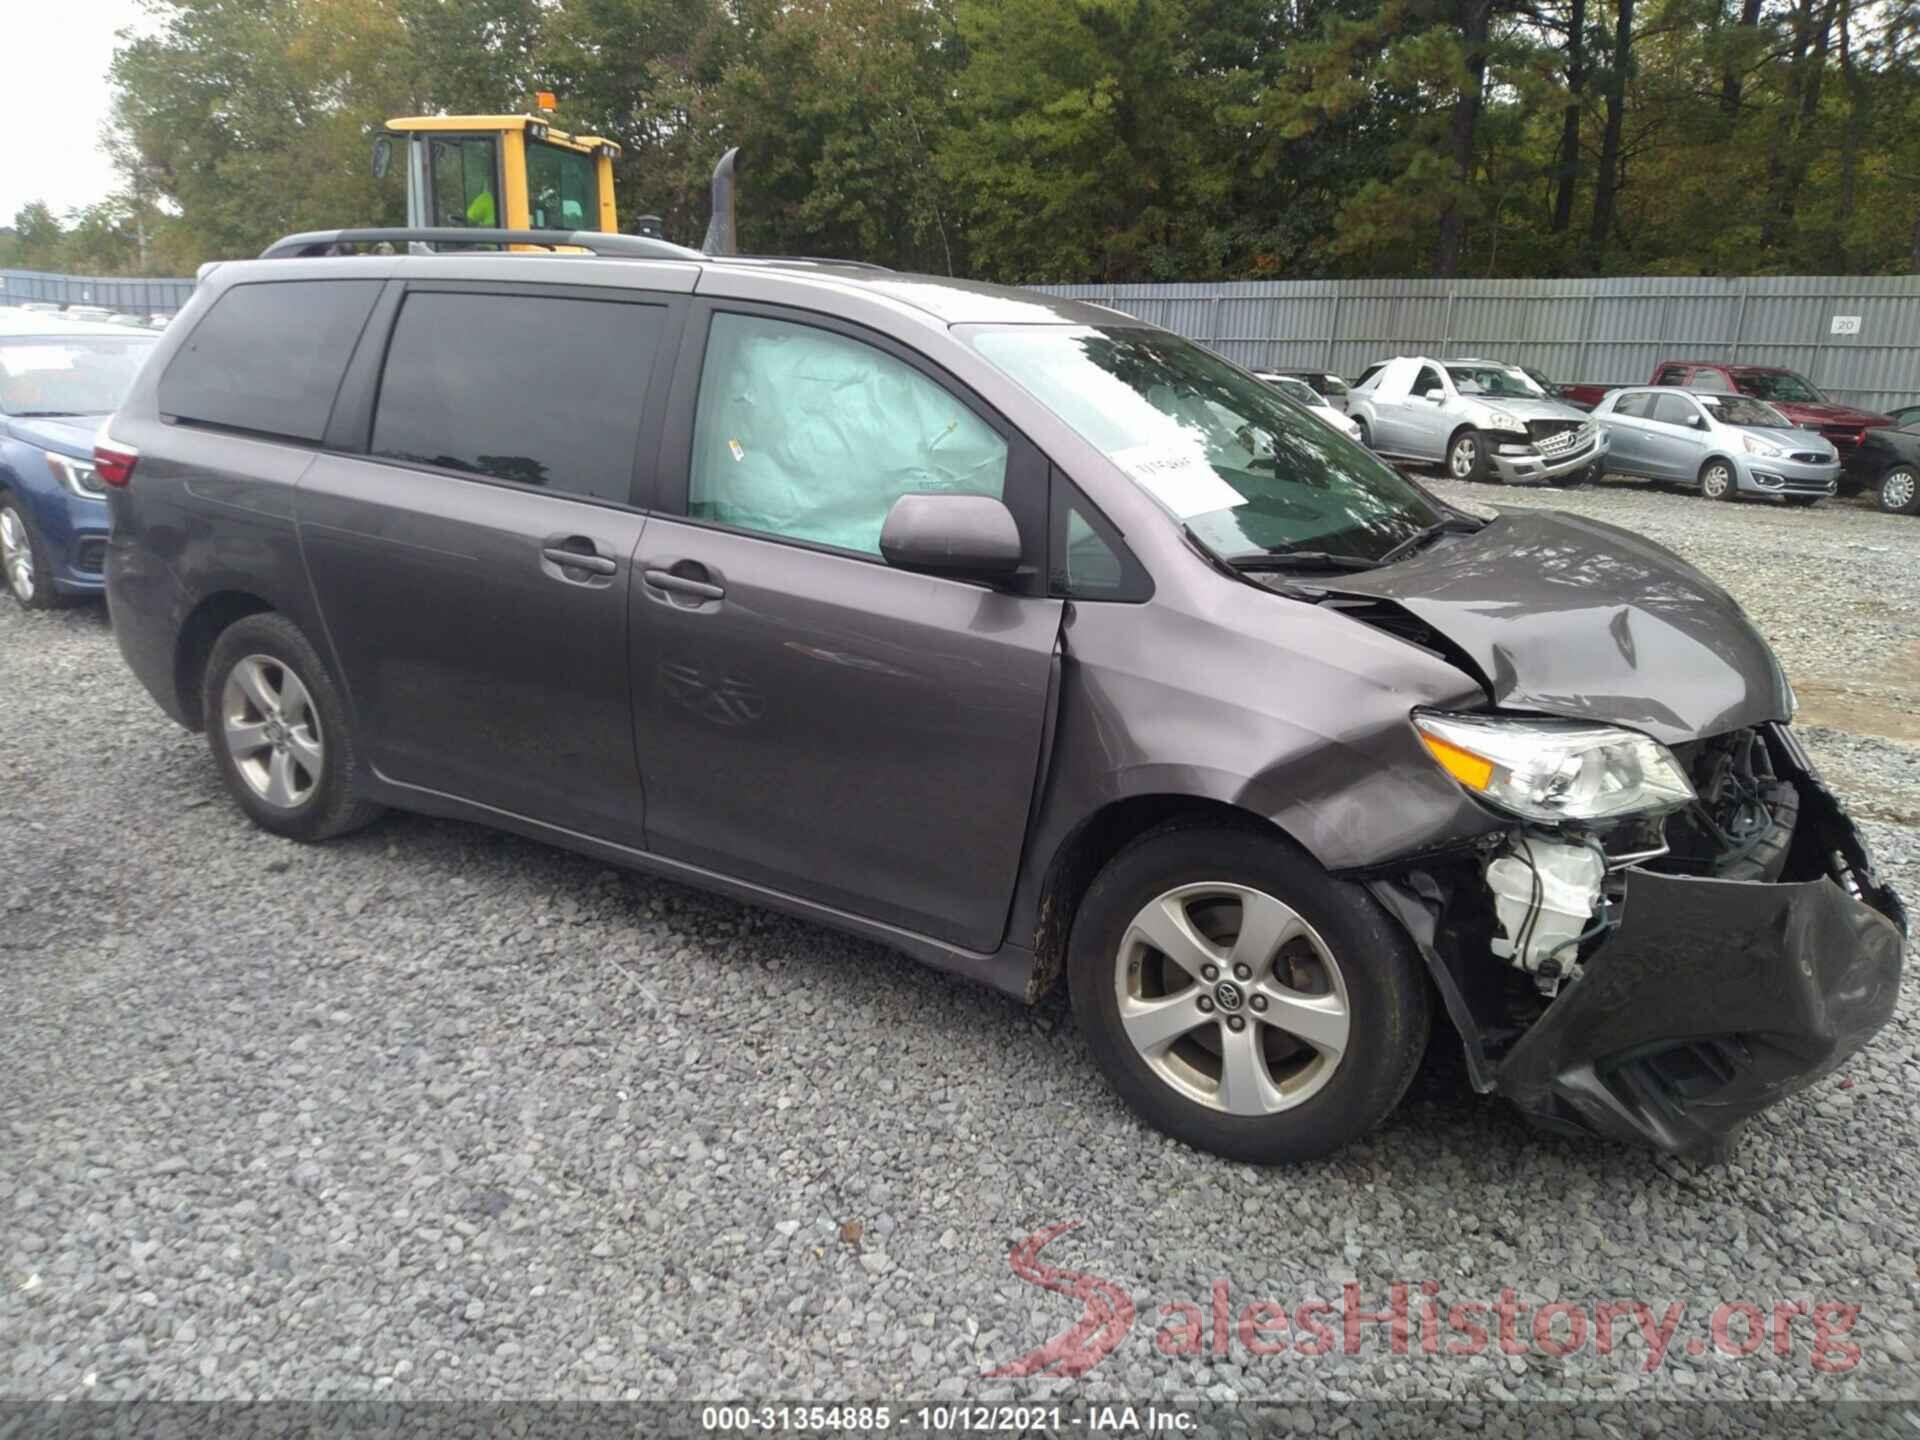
[1,268,195,317]
[1031,275,1920,413]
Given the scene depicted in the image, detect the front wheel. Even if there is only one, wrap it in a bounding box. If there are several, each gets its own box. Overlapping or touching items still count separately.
[1353,417,1373,451]
[203,612,383,842]
[1,500,72,611]
[1448,430,1490,483]
[1878,466,1919,516]
[1067,825,1431,1165]
[1699,460,1737,501]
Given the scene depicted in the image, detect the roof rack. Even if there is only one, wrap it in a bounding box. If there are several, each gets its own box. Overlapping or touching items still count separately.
[260,228,707,261]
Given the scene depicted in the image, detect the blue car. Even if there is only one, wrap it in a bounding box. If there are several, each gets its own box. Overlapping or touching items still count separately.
[1,308,158,608]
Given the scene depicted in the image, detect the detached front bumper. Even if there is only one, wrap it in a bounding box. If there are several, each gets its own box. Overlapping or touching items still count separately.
[1493,751,1904,1159]
[1488,428,1609,485]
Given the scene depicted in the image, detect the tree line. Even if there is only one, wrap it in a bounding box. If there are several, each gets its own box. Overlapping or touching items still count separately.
[5,0,1916,284]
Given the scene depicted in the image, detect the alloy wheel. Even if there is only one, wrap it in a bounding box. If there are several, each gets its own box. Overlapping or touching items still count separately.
[0,508,35,602]
[1883,468,1917,513]
[221,654,324,808]
[1701,463,1733,500]
[1114,882,1351,1115]
[1449,437,1478,479]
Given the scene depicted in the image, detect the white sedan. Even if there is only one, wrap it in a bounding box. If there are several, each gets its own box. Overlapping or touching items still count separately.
[1255,372,1364,442]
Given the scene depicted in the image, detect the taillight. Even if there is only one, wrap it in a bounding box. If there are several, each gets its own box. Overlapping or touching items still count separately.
[93,437,139,488]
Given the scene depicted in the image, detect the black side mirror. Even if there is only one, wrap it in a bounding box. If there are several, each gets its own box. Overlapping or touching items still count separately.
[371,135,393,179]
[880,493,1022,581]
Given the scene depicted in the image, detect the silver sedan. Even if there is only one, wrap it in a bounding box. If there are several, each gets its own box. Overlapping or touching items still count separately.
[1593,387,1840,503]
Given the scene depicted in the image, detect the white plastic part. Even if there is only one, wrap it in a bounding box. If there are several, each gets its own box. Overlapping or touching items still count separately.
[1485,836,1606,973]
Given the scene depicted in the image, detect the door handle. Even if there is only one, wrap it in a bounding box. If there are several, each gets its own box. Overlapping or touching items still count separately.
[541,537,619,577]
[643,568,726,600]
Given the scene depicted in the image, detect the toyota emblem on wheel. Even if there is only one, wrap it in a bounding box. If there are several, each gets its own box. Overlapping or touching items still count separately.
[1213,981,1243,1012]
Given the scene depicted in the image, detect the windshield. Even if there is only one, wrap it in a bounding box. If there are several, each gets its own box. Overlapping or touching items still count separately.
[1734,370,1826,404]
[968,326,1438,563]
[1698,394,1791,428]
[0,335,155,416]
[1446,364,1544,399]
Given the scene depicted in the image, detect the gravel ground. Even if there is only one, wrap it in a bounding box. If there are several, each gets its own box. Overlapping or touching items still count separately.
[2,481,1916,1410]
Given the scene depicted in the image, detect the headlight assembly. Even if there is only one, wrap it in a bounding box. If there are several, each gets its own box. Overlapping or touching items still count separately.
[1412,710,1695,823]
[1742,435,1787,459]
[1483,409,1524,434]
[46,453,106,498]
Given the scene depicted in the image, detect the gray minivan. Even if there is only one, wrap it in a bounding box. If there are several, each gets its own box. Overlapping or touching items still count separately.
[100,228,1905,1164]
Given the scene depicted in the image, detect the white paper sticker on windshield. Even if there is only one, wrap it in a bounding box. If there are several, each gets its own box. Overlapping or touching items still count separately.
[1112,445,1246,519]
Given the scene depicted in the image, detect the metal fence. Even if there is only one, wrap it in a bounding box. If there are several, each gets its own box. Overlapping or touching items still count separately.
[1031,275,1920,413]
[1,267,196,317]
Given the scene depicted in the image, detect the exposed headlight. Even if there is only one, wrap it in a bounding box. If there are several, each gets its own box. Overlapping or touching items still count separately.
[46,453,106,498]
[1742,435,1787,459]
[1412,710,1695,823]
[1484,409,1523,433]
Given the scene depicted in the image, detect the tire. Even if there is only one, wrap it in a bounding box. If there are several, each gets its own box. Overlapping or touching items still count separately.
[1698,459,1737,501]
[1877,465,1920,516]
[1555,463,1598,489]
[1067,824,1431,1165]
[1782,495,1821,508]
[1353,417,1373,451]
[0,499,74,611]
[202,612,382,842]
[1447,429,1489,483]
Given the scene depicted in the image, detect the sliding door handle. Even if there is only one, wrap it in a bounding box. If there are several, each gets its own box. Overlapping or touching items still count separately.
[643,568,725,600]
[543,547,617,575]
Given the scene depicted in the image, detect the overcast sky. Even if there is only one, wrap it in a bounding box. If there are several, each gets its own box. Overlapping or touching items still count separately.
[2,0,152,223]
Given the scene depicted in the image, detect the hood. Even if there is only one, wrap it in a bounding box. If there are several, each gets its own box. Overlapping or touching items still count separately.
[1322,509,1790,745]
[1746,425,1832,453]
[4,415,101,458]
[1463,395,1587,425]
[1765,399,1892,428]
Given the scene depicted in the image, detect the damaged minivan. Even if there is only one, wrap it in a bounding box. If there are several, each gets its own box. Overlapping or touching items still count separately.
[103,231,1906,1164]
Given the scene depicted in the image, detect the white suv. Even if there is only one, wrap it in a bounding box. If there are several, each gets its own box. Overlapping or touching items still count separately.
[1348,356,1607,485]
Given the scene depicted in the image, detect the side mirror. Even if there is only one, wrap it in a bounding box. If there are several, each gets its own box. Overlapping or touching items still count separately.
[880,493,1022,581]
[1423,391,1445,404]
[371,135,393,180]
[1687,414,1705,428]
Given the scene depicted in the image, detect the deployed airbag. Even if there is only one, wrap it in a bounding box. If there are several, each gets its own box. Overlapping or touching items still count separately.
[690,317,1008,556]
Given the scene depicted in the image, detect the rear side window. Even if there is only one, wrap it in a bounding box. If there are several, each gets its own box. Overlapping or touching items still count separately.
[160,280,382,442]
[1655,365,1687,386]
[1611,392,1652,418]
[370,290,667,503]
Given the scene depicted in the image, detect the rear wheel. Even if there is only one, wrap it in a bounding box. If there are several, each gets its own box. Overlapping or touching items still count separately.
[1067,825,1430,1165]
[1447,429,1489,483]
[1878,466,1919,516]
[0,500,72,611]
[1698,460,1737,501]
[1354,417,1373,451]
[203,612,382,842]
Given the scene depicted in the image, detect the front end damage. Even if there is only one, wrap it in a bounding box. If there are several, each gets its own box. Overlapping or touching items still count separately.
[1369,722,1906,1159]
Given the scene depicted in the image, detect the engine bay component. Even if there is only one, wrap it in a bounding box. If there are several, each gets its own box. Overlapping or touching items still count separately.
[1485,835,1606,987]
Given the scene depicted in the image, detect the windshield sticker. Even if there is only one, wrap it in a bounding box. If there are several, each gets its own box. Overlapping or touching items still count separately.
[1113,445,1247,519]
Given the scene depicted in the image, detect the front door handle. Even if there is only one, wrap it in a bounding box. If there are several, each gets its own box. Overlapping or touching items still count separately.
[543,546,617,575]
[643,568,725,600]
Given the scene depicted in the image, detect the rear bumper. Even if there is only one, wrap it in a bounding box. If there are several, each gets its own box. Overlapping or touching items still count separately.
[1493,744,1904,1159]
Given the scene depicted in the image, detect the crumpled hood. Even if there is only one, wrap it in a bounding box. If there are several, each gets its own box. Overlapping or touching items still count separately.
[1324,509,1790,744]
[1465,395,1589,426]
[4,415,100,458]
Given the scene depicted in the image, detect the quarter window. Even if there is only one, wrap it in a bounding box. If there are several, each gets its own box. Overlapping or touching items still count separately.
[688,312,1008,557]
[159,280,382,441]
[370,290,666,503]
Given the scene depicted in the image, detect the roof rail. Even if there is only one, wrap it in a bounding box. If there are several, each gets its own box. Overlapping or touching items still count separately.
[259,228,707,261]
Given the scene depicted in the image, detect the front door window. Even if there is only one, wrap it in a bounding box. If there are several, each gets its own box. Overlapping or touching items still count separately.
[429,137,499,227]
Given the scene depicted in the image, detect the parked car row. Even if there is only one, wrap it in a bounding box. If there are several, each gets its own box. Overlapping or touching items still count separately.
[1255,353,1917,517]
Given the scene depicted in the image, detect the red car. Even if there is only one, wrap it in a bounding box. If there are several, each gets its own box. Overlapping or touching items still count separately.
[1560,362,1894,470]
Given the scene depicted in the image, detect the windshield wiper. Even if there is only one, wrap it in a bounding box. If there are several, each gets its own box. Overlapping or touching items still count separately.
[1230,550,1381,573]
[1374,516,1482,567]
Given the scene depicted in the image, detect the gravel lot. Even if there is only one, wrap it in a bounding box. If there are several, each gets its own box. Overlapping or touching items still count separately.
[3,479,1916,1409]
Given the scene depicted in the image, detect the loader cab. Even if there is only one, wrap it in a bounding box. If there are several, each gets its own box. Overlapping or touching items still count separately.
[380,116,620,235]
